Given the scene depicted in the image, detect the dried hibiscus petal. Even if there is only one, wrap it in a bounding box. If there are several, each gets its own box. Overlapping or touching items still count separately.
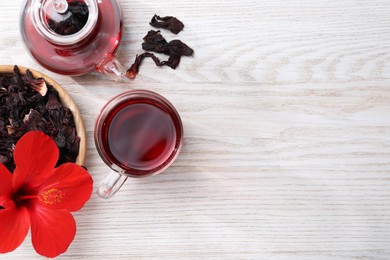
[28,79,47,96]
[6,125,15,135]
[142,30,194,59]
[167,39,194,56]
[142,30,169,54]
[25,69,48,96]
[150,14,184,34]
[46,92,63,110]
[126,30,194,79]
[126,52,162,79]
[160,54,181,69]
[23,109,46,131]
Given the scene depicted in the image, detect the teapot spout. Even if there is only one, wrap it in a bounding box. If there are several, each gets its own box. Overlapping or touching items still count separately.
[96,54,126,81]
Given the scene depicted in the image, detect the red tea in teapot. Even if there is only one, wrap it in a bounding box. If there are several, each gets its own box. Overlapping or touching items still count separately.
[20,0,123,75]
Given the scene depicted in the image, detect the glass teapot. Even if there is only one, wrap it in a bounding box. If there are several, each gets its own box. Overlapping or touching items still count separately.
[20,0,125,80]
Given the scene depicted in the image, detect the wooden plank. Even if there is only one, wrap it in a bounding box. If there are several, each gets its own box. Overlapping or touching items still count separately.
[0,0,389,259]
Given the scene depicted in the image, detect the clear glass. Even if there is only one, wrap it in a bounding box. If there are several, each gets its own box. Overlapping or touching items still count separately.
[20,0,125,80]
[94,90,184,198]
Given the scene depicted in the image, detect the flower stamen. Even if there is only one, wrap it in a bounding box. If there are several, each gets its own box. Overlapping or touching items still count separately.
[38,188,65,205]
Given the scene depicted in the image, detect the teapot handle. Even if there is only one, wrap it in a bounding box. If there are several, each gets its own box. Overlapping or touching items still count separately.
[96,54,126,81]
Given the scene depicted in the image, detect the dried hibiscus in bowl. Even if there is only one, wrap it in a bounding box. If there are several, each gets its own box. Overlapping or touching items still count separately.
[0,66,80,172]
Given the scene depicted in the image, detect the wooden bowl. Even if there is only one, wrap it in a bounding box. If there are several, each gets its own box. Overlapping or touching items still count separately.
[0,65,86,166]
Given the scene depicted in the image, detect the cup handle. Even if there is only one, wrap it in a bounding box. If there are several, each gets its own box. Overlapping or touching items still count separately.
[96,54,126,81]
[97,170,128,199]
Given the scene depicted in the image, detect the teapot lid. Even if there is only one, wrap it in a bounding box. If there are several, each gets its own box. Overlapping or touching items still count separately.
[32,0,98,45]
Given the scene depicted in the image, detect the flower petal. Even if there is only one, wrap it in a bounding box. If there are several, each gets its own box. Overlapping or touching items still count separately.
[0,207,30,253]
[30,205,76,258]
[0,163,13,206]
[38,163,93,212]
[13,131,59,190]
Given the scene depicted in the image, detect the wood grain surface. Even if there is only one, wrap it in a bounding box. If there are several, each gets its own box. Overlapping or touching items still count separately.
[1,0,390,259]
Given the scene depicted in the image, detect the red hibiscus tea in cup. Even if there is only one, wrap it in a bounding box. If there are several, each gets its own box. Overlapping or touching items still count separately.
[94,90,183,198]
[102,99,180,173]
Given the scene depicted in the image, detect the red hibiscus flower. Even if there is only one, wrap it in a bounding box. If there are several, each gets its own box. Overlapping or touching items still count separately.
[0,131,93,258]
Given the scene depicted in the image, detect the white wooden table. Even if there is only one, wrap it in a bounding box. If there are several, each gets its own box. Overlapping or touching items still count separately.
[1,0,390,259]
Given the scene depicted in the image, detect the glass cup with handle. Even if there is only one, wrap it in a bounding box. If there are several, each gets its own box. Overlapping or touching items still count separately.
[94,90,184,198]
